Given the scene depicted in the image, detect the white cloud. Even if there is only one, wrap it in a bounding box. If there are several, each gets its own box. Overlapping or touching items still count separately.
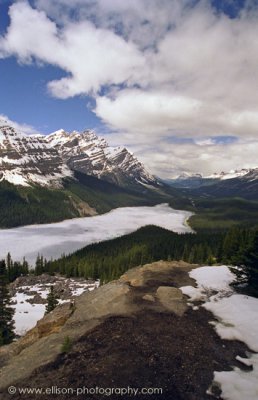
[0,114,40,135]
[0,1,144,98]
[34,0,186,48]
[131,139,258,178]
[2,1,258,133]
[95,90,202,133]
[1,0,258,175]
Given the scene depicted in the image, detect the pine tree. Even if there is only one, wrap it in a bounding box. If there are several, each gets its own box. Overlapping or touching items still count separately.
[222,227,241,263]
[22,257,29,275]
[241,230,258,293]
[6,252,13,282]
[45,286,59,314]
[0,260,15,345]
[35,254,44,275]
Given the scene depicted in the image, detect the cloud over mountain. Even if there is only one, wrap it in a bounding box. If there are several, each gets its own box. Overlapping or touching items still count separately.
[0,0,258,176]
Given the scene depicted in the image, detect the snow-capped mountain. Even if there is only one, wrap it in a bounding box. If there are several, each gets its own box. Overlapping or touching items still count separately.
[176,172,203,180]
[46,129,157,187]
[189,167,258,200]
[206,168,258,181]
[166,167,258,195]
[0,121,72,187]
[0,120,157,188]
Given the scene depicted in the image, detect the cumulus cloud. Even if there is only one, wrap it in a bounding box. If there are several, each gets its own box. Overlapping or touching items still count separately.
[1,0,258,175]
[34,0,186,48]
[132,138,258,178]
[0,1,144,98]
[95,90,202,133]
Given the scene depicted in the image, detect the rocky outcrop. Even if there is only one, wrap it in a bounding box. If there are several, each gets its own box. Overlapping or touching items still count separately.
[0,261,193,389]
[0,261,248,400]
[156,286,187,316]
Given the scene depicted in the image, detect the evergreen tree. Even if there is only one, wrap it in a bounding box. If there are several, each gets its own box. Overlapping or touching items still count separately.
[45,286,59,314]
[0,260,15,345]
[222,228,241,263]
[6,252,13,282]
[35,254,44,275]
[241,230,258,292]
[22,257,29,275]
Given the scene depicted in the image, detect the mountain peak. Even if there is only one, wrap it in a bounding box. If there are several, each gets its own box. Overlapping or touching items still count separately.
[0,124,157,189]
[207,167,258,180]
[0,118,9,127]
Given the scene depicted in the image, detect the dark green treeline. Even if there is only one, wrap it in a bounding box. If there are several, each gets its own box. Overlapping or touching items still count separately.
[40,225,258,293]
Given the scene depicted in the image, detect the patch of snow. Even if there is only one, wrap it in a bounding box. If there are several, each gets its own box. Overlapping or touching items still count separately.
[11,278,99,335]
[206,168,257,180]
[0,169,30,186]
[181,265,258,400]
[213,354,258,400]
[236,355,253,367]
[11,292,45,336]
[204,294,258,351]
[71,287,87,296]
[180,265,236,301]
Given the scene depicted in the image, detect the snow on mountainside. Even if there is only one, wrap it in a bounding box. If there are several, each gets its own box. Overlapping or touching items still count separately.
[176,172,203,180]
[206,168,258,181]
[172,167,258,182]
[0,120,72,187]
[166,167,258,194]
[0,120,157,188]
[46,129,156,186]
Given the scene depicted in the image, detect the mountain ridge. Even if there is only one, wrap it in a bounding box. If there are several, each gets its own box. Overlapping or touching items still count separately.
[0,121,157,190]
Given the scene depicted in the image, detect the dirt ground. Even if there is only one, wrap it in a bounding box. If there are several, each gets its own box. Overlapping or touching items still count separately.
[3,308,249,400]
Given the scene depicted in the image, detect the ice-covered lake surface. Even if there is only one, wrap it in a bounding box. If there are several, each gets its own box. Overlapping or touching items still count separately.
[0,204,193,265]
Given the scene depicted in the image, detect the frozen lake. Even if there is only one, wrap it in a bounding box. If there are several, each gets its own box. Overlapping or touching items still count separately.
[0,204,193,266]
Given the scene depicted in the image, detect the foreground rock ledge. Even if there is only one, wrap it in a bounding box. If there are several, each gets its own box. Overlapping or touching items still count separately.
[0,261,248,400]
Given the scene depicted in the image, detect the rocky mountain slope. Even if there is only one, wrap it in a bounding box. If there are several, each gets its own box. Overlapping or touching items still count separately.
[47,129,157,187]
[0,122,71,187]
[0,261,251,400]
[0,119,157,189]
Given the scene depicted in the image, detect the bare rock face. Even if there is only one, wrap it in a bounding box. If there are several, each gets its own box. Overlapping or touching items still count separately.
[15,303,74,353]
[156,286,187,316]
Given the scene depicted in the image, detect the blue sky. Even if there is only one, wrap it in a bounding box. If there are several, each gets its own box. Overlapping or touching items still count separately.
[0,0,257,176]
[0,57,104,133]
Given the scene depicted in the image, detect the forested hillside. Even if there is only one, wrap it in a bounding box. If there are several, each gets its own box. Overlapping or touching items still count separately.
[0,173,162,228]
[38,225,258,295]
[187,197,258,231]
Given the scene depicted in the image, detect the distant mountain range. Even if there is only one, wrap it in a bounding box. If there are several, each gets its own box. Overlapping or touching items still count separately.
[165,167,258,200]
[0,119,157,189]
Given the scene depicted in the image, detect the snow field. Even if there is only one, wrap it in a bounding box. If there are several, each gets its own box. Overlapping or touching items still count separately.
[11,280,99,335]
[180,265,258,400]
